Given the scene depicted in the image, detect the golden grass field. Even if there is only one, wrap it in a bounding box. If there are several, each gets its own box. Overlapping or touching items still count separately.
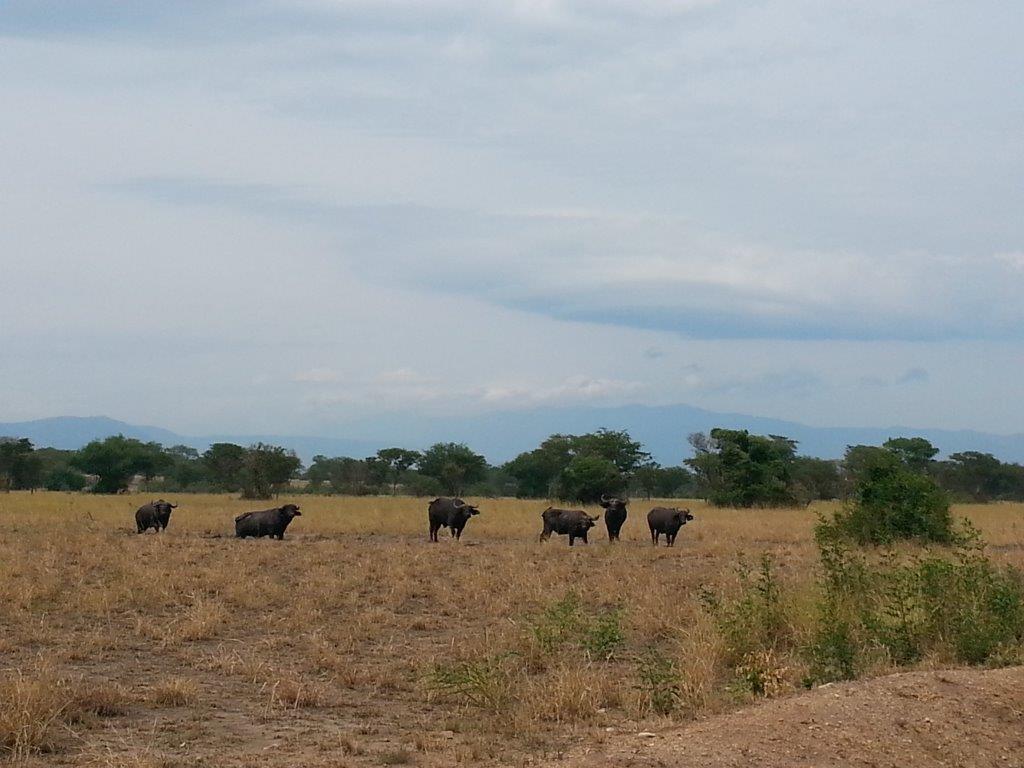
[1,492,1022,767]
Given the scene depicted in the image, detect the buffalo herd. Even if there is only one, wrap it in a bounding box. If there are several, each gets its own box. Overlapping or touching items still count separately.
[133,496,694,546]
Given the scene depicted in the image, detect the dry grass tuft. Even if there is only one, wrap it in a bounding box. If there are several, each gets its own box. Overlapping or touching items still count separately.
[147,676,200,707]
[0,663,72,758]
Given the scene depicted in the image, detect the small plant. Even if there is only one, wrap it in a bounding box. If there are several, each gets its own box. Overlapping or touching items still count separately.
[634,650,681,716]
[708,554,788,665]
[582,609,625,661]
[531,593,585,653]
[735,649,788,697]
[424,655,514,712]
[528,593,625,661]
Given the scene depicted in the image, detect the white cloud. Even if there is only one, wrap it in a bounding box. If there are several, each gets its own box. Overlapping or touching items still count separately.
[0,0,1021,438]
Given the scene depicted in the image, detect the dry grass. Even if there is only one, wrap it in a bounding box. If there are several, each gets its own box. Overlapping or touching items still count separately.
[0,491,1021,766]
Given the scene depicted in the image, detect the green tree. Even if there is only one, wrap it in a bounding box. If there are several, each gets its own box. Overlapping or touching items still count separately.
[306,455,375,495]
[34,448,85,491]
[555,454,624,503]
[70,435,171,494]
[373,448,422,494]
[164,444,207,490]
[0,438,43,490]
[202,443,247,492]
[882,437,939,474]
[572,429,650,474]
[631,462,694,499]
[418,443,488,496]
[939,451,1013,502]
[685,429,798,507]
[504,429,649,499]
[240,443,301,499]
[791,457,841,503]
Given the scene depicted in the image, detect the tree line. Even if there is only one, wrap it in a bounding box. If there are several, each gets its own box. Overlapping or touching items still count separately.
[2,427,1024,504]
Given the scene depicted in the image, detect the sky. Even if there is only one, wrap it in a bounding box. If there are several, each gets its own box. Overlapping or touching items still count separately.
[1,0,1022,438]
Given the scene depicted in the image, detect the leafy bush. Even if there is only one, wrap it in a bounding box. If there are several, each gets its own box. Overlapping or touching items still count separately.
[805,524,1024,684]
[702,554,789,665]
[528,592,624,661]
[424,655,515,711]
[633,650,681,715]
[831,462,955,544]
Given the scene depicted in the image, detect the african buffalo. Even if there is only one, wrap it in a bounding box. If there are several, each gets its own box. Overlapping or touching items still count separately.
[234,504,301,540]
[135,499,177,533]
[539,507,599,546]
[599,494,629,541]
[647,507,694,547]
[428,497,480,542]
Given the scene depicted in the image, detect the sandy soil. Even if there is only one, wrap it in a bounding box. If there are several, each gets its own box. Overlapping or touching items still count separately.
[547,666,1024,768]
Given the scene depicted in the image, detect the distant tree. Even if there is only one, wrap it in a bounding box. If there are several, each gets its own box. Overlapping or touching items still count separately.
[240,443,301,499]
[504,429,649,499]
[939,451,1012,502]
[843,445,901,481]
[418,442,488,496]
[572,429,651,474]
[631,462,694,499]
[163,444,206,490]
[304,455,376,495]
[791,457,841,503]
[0,438,43,491]
[504,436,574,497]
[685,429,798,507]
[373,448,422,494]
[555,455,624,503]
[883,437,939,474]
[34,447,85,491]
[71,435,170,494]
[44,467,88,492]
[202,443,247,492]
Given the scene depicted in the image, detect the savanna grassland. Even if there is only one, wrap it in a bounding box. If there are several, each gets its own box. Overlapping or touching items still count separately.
[1,493,1023,767]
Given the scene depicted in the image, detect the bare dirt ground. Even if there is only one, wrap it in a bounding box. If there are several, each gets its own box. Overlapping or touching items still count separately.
[549,665,1024,768]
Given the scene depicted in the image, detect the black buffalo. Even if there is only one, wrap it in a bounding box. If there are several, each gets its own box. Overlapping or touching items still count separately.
[647,507,694,547]
[599,494,629,541]
[427,497,480,542]
[539,507,599,546]
[135,499,177,533]
[234,504,302,540]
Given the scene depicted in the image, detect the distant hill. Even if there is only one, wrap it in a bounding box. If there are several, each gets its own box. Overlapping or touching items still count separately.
[3,408,1024,465]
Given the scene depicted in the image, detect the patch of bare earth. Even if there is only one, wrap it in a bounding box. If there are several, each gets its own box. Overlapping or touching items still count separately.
[549,666,1024,768]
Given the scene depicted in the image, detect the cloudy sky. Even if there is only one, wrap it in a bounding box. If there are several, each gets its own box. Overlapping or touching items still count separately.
[2,1,1022,437]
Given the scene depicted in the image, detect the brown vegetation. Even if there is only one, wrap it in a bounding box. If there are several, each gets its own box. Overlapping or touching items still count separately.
[0,493,1022,766]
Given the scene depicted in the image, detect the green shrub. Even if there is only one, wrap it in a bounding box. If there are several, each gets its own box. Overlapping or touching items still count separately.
[633,650,681,715]
[703,554,788,664]
[831,464,954,544]
[424,655,515,712]
[528,592,624,661]
[803,524,1024,685]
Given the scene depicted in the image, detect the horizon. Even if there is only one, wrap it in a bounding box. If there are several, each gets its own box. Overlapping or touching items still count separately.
[2,2,1022,437]
[7,406,1024,467]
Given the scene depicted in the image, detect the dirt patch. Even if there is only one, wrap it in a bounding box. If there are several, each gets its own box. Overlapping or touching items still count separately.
[549,666,1024,768]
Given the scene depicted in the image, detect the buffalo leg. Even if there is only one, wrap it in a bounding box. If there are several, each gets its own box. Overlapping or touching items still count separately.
[581,531,588,544]
[667,533,675,547]
[539,523,553,543]
[651,529,658,545]
[568,534,575,546]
